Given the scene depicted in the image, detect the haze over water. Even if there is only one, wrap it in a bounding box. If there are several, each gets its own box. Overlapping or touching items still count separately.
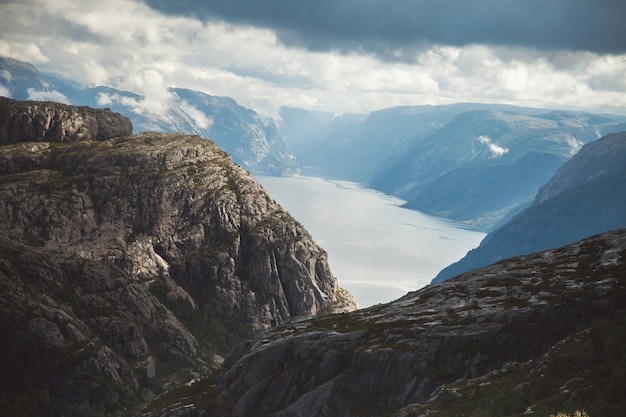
[257,176,486,308]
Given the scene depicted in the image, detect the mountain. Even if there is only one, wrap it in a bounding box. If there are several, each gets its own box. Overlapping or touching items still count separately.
[0,56,299,176]
[0,57,50,100]
[281,105,626,230]
[434,131,626,283]
[142,229,626,417]
[0,98,355,416]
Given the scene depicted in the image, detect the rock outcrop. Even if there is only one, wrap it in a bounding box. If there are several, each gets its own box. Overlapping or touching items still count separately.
[0,99,354,416]
[207,230,626,417]
[0,96,132,144]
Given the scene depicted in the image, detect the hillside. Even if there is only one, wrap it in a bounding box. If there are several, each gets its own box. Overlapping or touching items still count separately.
[434,130,626,283]
[143,229,626,417]
[0,98,355,416]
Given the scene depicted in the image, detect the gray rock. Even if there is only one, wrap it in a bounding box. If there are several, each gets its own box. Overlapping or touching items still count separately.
[214,230,626,417]
[0,96,132,144]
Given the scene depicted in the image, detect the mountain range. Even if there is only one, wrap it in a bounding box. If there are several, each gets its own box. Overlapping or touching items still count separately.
[281,104,626,230]
[4,56,626,231]
[146,228,626,417]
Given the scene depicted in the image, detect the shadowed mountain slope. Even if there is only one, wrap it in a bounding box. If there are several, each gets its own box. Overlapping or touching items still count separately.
[434,130,626,283]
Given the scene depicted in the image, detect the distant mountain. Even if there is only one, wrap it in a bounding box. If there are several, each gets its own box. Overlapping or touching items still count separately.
[282,105,626,230]
[0,57,298,176]
[0,57,50,100]
[433,130,626,283]
[279,106,367,178]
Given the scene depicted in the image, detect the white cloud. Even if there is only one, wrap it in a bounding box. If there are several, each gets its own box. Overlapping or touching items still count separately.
[1,69,12,82]
[27,88,70,104]
[95,92,113,106]
[179,100,213,129]
[477,135,509,158]
[0,84,10,98]
[0,40,49,64]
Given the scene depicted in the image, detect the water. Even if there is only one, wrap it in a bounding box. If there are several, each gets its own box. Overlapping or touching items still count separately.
[256,176,486,308]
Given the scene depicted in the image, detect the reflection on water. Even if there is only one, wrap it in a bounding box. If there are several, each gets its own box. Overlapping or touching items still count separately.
[256,176,485,308]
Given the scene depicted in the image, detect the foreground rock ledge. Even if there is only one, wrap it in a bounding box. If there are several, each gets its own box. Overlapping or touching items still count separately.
[211,230,626,417]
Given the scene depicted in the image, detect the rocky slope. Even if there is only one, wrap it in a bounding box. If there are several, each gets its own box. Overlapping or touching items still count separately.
[435,130,626,283]
[148,229,626,417]
[0,98,354,416]
[0,56,299,176]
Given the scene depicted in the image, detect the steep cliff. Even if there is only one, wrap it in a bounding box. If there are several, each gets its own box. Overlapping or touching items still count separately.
[197,229,626,417]
[0,99,354,416]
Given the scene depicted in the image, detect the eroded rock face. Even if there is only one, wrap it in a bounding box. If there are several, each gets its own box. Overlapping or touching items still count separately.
[0,100,354,414]
[0,96,132,144]
[214,230,626,417]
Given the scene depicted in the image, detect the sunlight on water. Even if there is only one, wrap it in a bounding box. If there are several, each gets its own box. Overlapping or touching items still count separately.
[256,176,486,308]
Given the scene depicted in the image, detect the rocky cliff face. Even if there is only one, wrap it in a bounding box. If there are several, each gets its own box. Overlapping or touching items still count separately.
[204,230,626,417]
[0,99,354,416]
[0,97,132,144]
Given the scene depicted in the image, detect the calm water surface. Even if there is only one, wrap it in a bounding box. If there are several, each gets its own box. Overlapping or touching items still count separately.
[256,176,486,308]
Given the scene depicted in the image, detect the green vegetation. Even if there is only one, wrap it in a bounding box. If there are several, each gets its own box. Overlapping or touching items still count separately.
[142,373,220,415]
[149,282,252,358]
[0,359,148,417]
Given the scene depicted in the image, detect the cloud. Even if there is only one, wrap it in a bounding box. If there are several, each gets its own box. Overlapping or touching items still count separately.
[27,88,70,104]
[179,100,213,129]
[0,84,10,98]
[0,41,49,64]
[144,0,626,59]
[1,69,12,82]
[477,135,509,158]
[1,0,626,119]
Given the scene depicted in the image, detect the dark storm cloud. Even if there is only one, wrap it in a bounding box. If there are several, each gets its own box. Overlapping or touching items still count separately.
[143,0,626,59]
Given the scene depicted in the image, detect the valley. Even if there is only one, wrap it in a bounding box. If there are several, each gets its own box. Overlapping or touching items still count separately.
[256,175,485,307]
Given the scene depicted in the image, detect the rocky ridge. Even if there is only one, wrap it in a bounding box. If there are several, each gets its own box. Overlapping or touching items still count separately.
[200,229,626,417]
[0,99,354,415]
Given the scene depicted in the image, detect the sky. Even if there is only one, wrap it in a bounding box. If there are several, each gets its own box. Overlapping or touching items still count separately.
[1,0,626,118]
